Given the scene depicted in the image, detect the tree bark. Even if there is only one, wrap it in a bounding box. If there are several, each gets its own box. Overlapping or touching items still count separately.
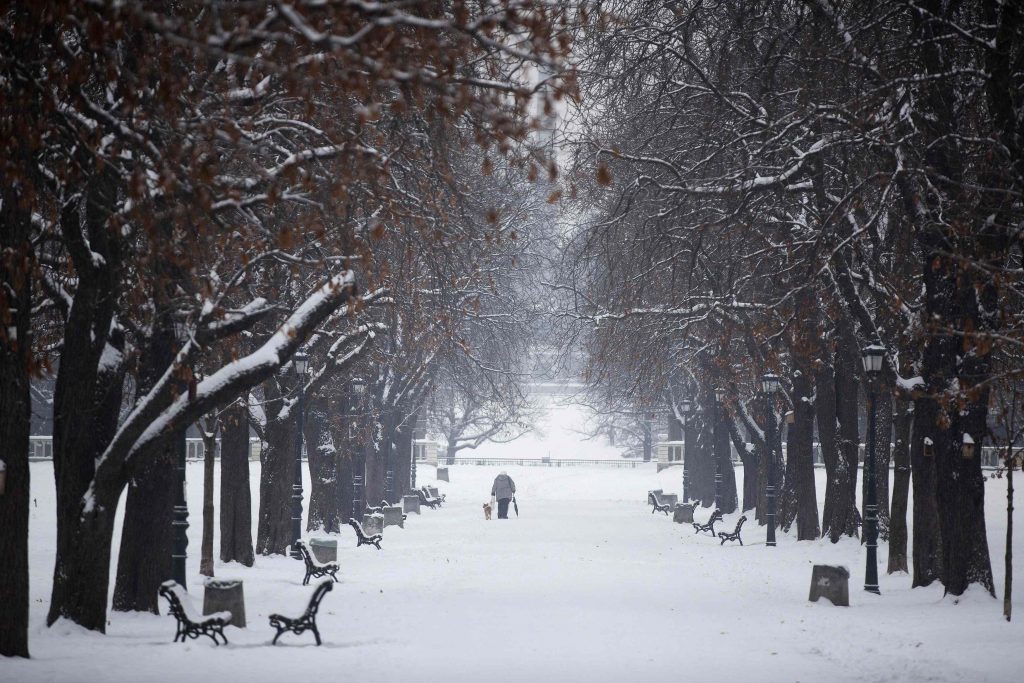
[834,322,861,539]
[716,406,738,514]
[394,419,414,501]
[48,168,126,631]
[691,409,716,507]
[306,397,340,533]
[791,368,819,540]
[256,417,296,555]
[0,189,33,657]
[219,402,254,566]
[112,442,176,612]
[200,426,217,577]
[871,389,893,541]
[887,397,912,574]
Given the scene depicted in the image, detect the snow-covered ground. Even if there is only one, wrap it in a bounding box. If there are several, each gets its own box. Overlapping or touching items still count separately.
[6,457,1024,681]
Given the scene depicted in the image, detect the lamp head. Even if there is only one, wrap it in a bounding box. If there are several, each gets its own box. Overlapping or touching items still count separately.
[293,351,310,376]
[861,344,886,375]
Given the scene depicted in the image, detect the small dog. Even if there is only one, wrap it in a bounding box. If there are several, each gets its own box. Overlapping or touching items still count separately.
[483,502,493,520]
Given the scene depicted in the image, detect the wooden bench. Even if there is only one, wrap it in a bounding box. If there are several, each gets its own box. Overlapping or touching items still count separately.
[269,579,333,645]
[718,515,748,545]
[648,492,672,515]
[295,540,340,586]
[348,517,382,549]
[693,509,724,536]
[416,488,441,510]
[159,580,231,645]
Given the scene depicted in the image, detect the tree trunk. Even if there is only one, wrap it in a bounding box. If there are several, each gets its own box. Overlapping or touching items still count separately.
[257,418,296,555]
[910,398,944,587]
[306,398,340,533]
[394,420,413,500]
[48,167,125,630]
[683,417,700,503]
[887,397,912,574]
[200,427,217,577]
[791,368,819,540]
[872,390,893,541]
[0,190,32,657]
[716,408,738,514]
[336,452,355,523]
[692,410,716,507]
[364,429,387,509]
[778,418,799,533]
[834,323,861,539]
[1004,442,1014,621]
[112,441,176,612]
[816,358,838,538]
[220,402,254,566]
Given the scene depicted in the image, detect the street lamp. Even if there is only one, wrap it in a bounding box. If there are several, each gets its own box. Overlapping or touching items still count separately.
[171,319,190,587]
[351,378,366,521]
[290,351,310,560]
[713,388,726,511]
[861,343,885,594]
[681,399,692,502]
[761,373,780,547]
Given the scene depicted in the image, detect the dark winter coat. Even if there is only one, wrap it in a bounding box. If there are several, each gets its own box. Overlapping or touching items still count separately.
[491,474,516,500]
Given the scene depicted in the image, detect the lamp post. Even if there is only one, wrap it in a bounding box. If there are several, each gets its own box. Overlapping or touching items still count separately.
[171,319,190,587]
[713,388,725,511]
[761,373,780,547]
[861,344,885,594]
[681,399,692,502]
[351,378,366,521]
[290,351,310,560]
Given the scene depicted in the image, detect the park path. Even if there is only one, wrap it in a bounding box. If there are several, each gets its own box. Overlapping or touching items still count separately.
[7,462,1022,683]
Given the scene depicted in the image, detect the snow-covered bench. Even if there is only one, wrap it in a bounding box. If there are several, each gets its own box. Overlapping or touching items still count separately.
[295,540,339,586]
[347,517,382,549]
[269,579,333,645]
[159,580,231,645]
[717,515,747,545]
[648,492,672,515]
[693,509,723,536]
[421,489,446,505]
[416,488,442,510]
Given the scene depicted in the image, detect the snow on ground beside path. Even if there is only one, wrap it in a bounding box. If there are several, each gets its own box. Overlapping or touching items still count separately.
[5,460,1024,683]
[466,398,626,460]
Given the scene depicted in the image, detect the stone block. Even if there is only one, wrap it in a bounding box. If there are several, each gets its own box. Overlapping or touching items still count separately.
[673,503,696,524]
[382,505,405,528]
[402,494,421,515]
[309,537,338,563]
[436,467,449,482]
[427,486,441,498]
[809,565,850,607]
[203,578,246,628]
[361,513,384,537]
[659,493,678,507]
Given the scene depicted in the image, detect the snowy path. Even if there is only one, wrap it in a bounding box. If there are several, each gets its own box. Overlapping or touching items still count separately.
[6,463,1024,682]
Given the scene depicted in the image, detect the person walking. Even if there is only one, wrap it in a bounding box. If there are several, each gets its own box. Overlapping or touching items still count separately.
[491,471,516,519]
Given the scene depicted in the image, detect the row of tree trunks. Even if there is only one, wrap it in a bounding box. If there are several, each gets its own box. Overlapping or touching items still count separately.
[0,183,33,657]
[220,401,254,566]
